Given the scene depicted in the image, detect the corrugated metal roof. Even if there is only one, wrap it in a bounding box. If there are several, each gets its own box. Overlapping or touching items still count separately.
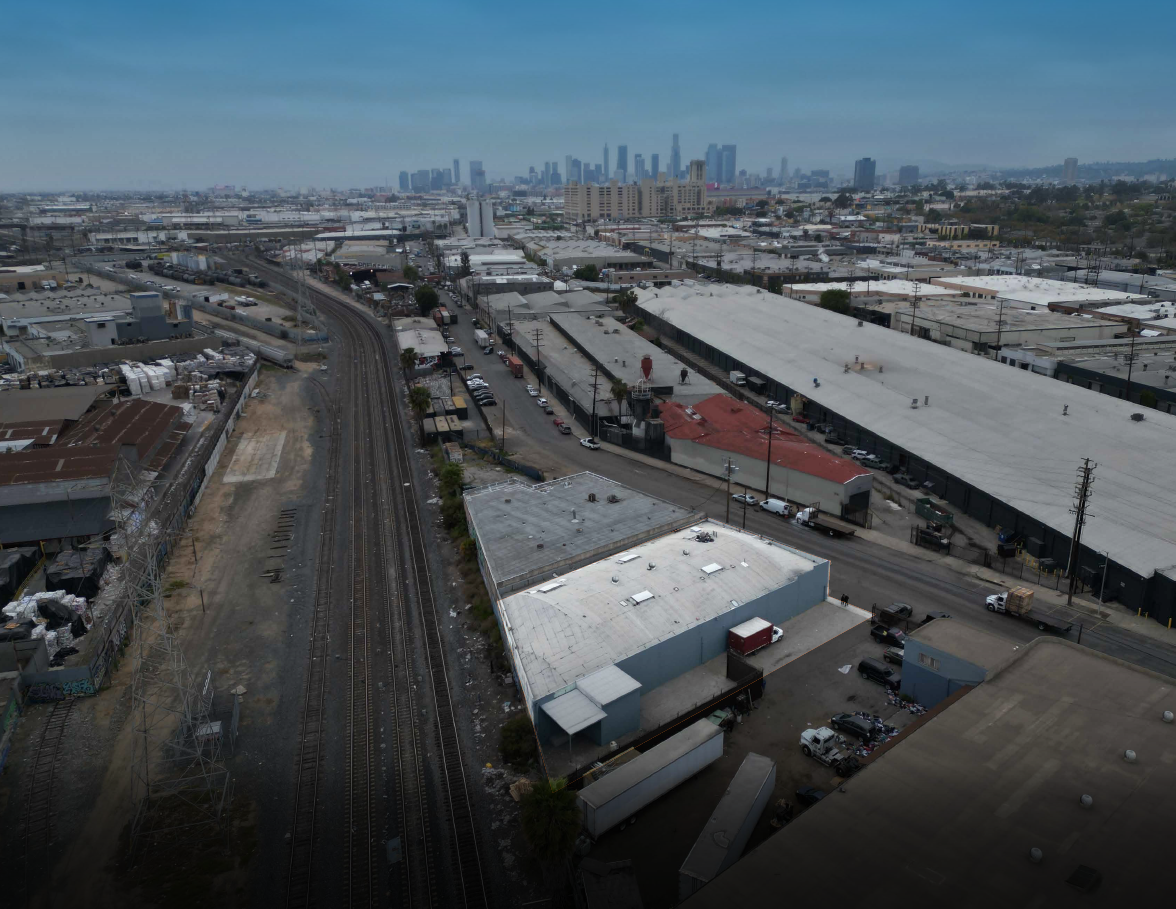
[541,689,607,735]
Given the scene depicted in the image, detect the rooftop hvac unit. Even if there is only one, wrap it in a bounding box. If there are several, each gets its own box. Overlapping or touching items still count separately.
[910,398,919,409]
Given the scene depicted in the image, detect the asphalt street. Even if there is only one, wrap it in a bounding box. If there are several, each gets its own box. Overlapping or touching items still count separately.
[442,294,1176,680]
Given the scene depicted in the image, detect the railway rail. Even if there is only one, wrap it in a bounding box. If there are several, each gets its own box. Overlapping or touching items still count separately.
[21,698,76,901]
[257,259,488,908]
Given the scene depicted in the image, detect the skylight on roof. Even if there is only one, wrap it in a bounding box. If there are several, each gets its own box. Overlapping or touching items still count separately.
[701,563,724,575]
[616,553,640,564]
[631,590,654,604]
[537,580,565,594]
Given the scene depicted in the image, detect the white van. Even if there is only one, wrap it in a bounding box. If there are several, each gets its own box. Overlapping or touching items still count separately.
[760,498,791,517]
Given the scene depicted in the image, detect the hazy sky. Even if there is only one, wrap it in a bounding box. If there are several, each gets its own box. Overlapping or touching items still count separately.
[3,0,1173,190]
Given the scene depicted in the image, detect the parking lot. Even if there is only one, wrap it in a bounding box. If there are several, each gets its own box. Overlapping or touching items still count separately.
[586,617,924,909]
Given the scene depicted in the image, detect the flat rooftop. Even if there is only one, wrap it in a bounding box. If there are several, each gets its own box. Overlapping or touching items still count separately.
[791,279,961,299]
[682,638,1176,907]
[498,518,826,703]
[896,300,1119,336]
[633,284,1176,580]
[464,472,699,594]
[0,384,108,423]
[932,274,1151,305]
[909,618,1021,668]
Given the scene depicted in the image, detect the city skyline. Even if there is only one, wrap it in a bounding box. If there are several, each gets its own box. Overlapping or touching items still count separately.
[2,1,1172,190]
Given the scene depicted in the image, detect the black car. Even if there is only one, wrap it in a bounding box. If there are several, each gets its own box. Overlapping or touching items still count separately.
[795,786,826,807]
[830,713,875,740]
[887,603,913,619]
[459,363,475,371]
[869,624,905,647]
[825,433,845,446]
[476,397,497,407]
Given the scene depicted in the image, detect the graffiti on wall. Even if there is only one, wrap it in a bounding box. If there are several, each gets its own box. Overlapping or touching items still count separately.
[26,677,96,702]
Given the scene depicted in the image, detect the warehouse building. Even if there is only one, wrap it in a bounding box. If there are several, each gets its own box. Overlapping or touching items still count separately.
[682,638,1176,908]
[930,274,1151,307]
[891,299,1120,354]
[464,473,830,767]
[899,619,1020,707]
[632,284,1176,623]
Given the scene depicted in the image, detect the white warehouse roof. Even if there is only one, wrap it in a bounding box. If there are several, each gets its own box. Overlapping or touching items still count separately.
[496,519,824,708]
[634,284,1176,581]
[931,275,1151,306]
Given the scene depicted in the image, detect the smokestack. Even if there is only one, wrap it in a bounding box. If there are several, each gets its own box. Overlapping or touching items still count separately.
[641,355,653,381]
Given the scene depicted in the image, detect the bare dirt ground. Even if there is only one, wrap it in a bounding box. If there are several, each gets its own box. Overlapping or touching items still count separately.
[1,363,326,909]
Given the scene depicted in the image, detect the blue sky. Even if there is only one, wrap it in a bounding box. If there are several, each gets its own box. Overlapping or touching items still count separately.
[2,0,1173,190]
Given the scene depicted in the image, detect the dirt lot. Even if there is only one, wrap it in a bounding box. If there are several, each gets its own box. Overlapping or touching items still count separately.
[0,363,327,909]
[587,623,923,908]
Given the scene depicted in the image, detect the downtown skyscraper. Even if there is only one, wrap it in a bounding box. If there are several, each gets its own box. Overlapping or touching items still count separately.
[670,133,681,180]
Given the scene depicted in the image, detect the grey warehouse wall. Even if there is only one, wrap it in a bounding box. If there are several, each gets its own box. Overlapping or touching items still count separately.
[899,638,988,708]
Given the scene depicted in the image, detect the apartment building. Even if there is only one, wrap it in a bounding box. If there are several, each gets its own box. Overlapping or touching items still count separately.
[565,160,707,222]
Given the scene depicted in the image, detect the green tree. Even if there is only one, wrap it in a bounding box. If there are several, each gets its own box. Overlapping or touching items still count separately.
[408,384,432,443]
[438,462,465,498]
[1139,389,1158,408]
[499,714,538,769]
[631,318,645,332]
[832,192,852,209]
[520,777,581,866]
[611,288,638,309]
[403,263,420,283]
[399,347,417,377]
[572,264,599,281]
[609,378,628,417]
[459,251,472,278]
[818,288,852,315]
[415,283,439,316]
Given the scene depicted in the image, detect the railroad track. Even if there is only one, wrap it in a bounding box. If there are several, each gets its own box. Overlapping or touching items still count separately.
[285,376,344,909]
[256,259,488,908]
[22,698,76,900]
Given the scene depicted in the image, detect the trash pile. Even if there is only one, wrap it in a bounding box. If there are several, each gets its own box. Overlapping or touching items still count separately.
[1,590,91,662]
[45,547,111,599]
[849,711,902,758]
[885,690,928,715]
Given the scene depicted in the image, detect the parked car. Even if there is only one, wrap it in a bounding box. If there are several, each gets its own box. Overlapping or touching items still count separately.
[459,363,475,371]
[869,624,905,647]
[791,414,811,425]
[544,405,554,414]
[830,713,875,740]
[760,498,790,517]
[537,397,548,407]
[825,433,845,446]
[858,658,900,690]
[580,437,601,449]
[557,423,571,434]
[449,346,463,355]
[883,646,905,665]
[731,493,760,507]
[895,473,921,489]
[476,396,497,407]
[842,445,857,455]
[887,603,914,619]
[849,449,869,460]
[795,786,826,807]
[468,374,483,381]
[862,455,886,469]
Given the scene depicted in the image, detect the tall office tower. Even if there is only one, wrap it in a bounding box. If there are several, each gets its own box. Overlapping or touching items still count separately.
[429,168,442,190]
[706,144,720,183]
[543,162,551,186]
[1063,157,1078,183]
[689,159,706,182]
[651,153,660,179]
[453,159,461,184]
[398,170,410,191]
[411,169,430,192]
[617,145,629,181]
[603,144,610,182]
[571,158,582,183]
[721,145,736,185]
[671,133,681,180]
[853,157,876,191]
[469,160,486,192]
[779,156,789,185]
[633,154,646,182]
[551,163,561,186]
[442,167,453,186]
[766,167,774,183]
[898,164,920,186]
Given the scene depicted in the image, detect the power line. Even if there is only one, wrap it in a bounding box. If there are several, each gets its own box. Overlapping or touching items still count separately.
[1067,457,1096,606]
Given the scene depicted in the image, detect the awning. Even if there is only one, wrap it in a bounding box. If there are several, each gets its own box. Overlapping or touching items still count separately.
[541,689,606,735]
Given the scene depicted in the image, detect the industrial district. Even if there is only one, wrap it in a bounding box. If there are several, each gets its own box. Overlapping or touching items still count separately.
[4,43,1176,909]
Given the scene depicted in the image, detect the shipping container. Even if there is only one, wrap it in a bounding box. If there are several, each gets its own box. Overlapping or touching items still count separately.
[577,720,723,840]
[678,753,776,900]
[727,617,772,656]
[746,376,767,395]
[473,329,490,349]
[506,356,524,378]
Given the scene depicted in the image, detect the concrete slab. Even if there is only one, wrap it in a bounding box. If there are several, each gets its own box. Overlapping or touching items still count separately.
[223,431,286,483]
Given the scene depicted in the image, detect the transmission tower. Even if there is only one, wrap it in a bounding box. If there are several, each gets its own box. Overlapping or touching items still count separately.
[1066,458,1096,606]
[116,455,232,855]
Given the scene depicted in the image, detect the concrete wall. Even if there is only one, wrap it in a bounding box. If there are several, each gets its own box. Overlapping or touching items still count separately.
[899,638,988,708]
[597,686,642,745]
[32,335,218,371]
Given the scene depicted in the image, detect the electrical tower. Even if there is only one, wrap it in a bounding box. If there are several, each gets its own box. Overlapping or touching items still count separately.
[117,455,232,855]
[1066,458,1096,606]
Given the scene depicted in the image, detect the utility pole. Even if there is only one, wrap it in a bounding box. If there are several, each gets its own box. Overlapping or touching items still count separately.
[994,296,1006,352]
[1124,332,1137,403]
[501,400,506,453]
[724,459,738,523]
[764,409,775,503]
[531,325,544,381]
[590,364,600,437]
[1066,458,1096,606]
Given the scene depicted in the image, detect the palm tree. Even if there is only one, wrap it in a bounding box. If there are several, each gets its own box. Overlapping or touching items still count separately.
[520,777,581,866]
[399,347,416,379]
[408,384,432,444]
[609,378,628,419]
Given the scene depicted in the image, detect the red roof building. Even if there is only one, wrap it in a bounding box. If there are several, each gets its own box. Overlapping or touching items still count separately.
[658,394,872,519]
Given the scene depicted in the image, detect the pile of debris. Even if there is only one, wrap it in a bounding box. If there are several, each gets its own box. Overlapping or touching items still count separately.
[1,590,91,661]
[885,690,927,715]
[849,711,902,758]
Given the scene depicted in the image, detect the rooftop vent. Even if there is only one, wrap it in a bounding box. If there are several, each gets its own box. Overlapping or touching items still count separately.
[1131,412,1145,422]
[537,580,564,593]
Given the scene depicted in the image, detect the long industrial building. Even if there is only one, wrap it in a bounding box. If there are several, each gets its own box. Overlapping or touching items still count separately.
[633,284,1176,623]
